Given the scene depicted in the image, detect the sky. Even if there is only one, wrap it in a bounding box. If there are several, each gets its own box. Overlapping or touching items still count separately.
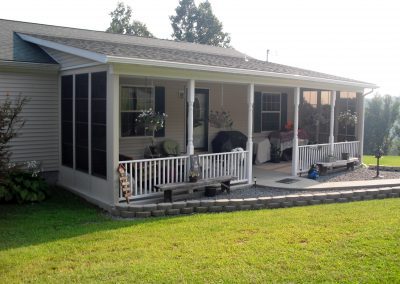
[1,0,399,95]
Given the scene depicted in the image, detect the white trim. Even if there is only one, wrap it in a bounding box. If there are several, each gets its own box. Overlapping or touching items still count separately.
[60,62,103,71]
[108,56,378,89]
[17,33,107,63]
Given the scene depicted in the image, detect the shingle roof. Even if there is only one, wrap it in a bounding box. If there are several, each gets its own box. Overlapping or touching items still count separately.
[25,33,371,85]
[1,19,375,87]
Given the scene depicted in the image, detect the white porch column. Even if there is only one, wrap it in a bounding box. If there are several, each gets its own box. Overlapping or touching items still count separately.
[329,90,336,155]
[246,83,254,184]
[291,87,300,176]
[107,66,120,204]
[187,79,195,155]
[358,94,365,162]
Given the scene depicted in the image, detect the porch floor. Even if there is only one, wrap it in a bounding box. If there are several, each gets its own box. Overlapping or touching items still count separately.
[253,161,319,189]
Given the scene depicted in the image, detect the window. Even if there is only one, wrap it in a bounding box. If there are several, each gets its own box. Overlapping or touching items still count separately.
[75,73,89,173]
[120,86,154,137]
[91,71,107,178]
[61,75,73,168]
[261,93,281,131]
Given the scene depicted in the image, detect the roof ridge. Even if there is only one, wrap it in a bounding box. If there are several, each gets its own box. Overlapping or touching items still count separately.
[0,18,246,58]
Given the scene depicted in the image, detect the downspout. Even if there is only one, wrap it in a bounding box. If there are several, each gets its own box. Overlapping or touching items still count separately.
[359,88,375,162]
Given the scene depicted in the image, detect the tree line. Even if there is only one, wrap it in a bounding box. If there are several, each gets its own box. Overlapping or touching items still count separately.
[106,0,230,47]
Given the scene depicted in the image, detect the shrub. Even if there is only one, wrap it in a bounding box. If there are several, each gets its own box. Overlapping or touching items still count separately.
[0,171,49,204]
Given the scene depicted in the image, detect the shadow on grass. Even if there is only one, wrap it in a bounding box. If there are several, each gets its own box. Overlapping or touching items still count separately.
[0,187,168,251]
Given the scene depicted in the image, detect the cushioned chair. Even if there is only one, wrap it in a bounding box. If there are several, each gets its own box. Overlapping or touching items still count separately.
[161,139,180,156]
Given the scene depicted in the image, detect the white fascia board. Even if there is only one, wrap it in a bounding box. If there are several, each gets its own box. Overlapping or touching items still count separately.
[107,55,378,89]
[17,33,107,63]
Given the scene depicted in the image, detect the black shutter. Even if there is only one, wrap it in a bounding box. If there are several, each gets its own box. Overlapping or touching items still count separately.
[253,92,262,133]
[154,86,165,137]
[280,93,288,130]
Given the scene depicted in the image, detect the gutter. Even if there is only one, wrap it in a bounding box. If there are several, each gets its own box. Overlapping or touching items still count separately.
[363,88,375,97]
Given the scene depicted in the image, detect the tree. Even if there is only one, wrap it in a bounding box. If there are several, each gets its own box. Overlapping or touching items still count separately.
[364,94,400,155]
[170,0,231,47]
[0,95,27,177]
[106,2,154,38]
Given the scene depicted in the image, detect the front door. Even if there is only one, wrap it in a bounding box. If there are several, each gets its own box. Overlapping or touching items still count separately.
[187,88,209,151]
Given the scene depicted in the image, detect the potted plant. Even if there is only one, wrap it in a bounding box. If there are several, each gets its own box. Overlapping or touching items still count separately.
[270,144,281,163]
[338,110,358,127]
[135,108,167,154]
[188,170,200,182]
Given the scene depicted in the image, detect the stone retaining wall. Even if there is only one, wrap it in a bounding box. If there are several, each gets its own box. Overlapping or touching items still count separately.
[111,186,400,218]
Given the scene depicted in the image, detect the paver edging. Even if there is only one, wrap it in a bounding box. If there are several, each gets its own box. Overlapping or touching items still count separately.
[111,187,400,218]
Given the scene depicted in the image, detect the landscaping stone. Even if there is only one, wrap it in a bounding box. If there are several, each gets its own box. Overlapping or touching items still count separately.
[186,200,201,207]
[312,193,327,200]
[135,211,151,218]
[285,195,300,201]
[224,205,237,212]
[151,210,166,217]
[299,194,314,201]
[352,190,366,197]
[268,203,281,209]
[252,203,264,210]
[116,204,129,211]
[110,207,120,216]
[215,199,230,206]
[180,207,194,214]
[351,196,362,202]
[239,204,252,210]
[200,200,215,207]
[309,200,322,205]
[157,203,172,210]
[363,195,374,200]
[172,201,187,209]
[326,192,341,199]
[209,206,223,212]
[391,186,400,194]
[257,196,273,205]
[229,199,244,206]
[271,196,286,203]
[294,200,308,206]
[282,201,294,208]
[120,211,136,218]
[323,199,335,204]
[365,189,379,197]
[340,191,354,198]
[142,204,157,212]
[243,198,258,205]
[376,193,387,199]
[127,205,144,212]
[166,209,180,215]
[389,193,399,198]
[195,207,208,213]
[337,198,348,203]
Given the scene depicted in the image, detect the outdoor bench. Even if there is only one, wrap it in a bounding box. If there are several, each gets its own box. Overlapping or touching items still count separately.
[154,176,234,202]
[317,157,359,175]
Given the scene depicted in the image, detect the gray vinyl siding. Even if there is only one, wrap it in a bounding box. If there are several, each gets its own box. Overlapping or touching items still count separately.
[41,46,96,69]
[0,70,59,171]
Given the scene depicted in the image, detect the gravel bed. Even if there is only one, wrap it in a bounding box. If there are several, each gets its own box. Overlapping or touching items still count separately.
[200,167,400,200]
[318,167,400,183]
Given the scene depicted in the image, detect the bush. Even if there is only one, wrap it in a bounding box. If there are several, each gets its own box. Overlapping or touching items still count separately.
[0,171,49,203]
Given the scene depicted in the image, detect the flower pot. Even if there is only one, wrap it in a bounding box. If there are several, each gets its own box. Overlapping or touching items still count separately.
[189,176,198,183]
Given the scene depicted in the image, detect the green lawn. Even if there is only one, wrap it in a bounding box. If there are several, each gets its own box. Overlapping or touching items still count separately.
[1,188,399,283]
[364,155,400,166]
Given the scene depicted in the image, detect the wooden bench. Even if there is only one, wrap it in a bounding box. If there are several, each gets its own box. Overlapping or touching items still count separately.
[317,157,359,175]
[154,176,234,202]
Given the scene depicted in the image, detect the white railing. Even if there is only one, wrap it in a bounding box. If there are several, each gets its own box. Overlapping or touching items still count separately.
[198,151,249,184]
[118,151,249,200]
[298,141,360,174]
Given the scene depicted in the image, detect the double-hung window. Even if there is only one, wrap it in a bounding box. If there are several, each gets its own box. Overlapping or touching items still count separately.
[120,86,154,137]
[261,93,281,131]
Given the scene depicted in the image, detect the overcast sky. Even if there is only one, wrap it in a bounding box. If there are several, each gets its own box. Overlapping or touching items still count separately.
[1,0,399,95]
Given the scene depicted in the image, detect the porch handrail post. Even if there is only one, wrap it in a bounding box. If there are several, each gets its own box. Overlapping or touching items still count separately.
[357,93,365,162]
[187,79,195,155]
[291,87,300,176]
[246,83,254,184]
[329,90,336,156]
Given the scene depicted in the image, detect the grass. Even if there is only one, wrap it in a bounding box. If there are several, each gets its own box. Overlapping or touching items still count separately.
[364,155,400,166]
[1,188,399,283]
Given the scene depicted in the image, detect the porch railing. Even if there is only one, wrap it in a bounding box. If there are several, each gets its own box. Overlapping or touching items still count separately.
[118,151,249,201]
[298,141,360,174]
